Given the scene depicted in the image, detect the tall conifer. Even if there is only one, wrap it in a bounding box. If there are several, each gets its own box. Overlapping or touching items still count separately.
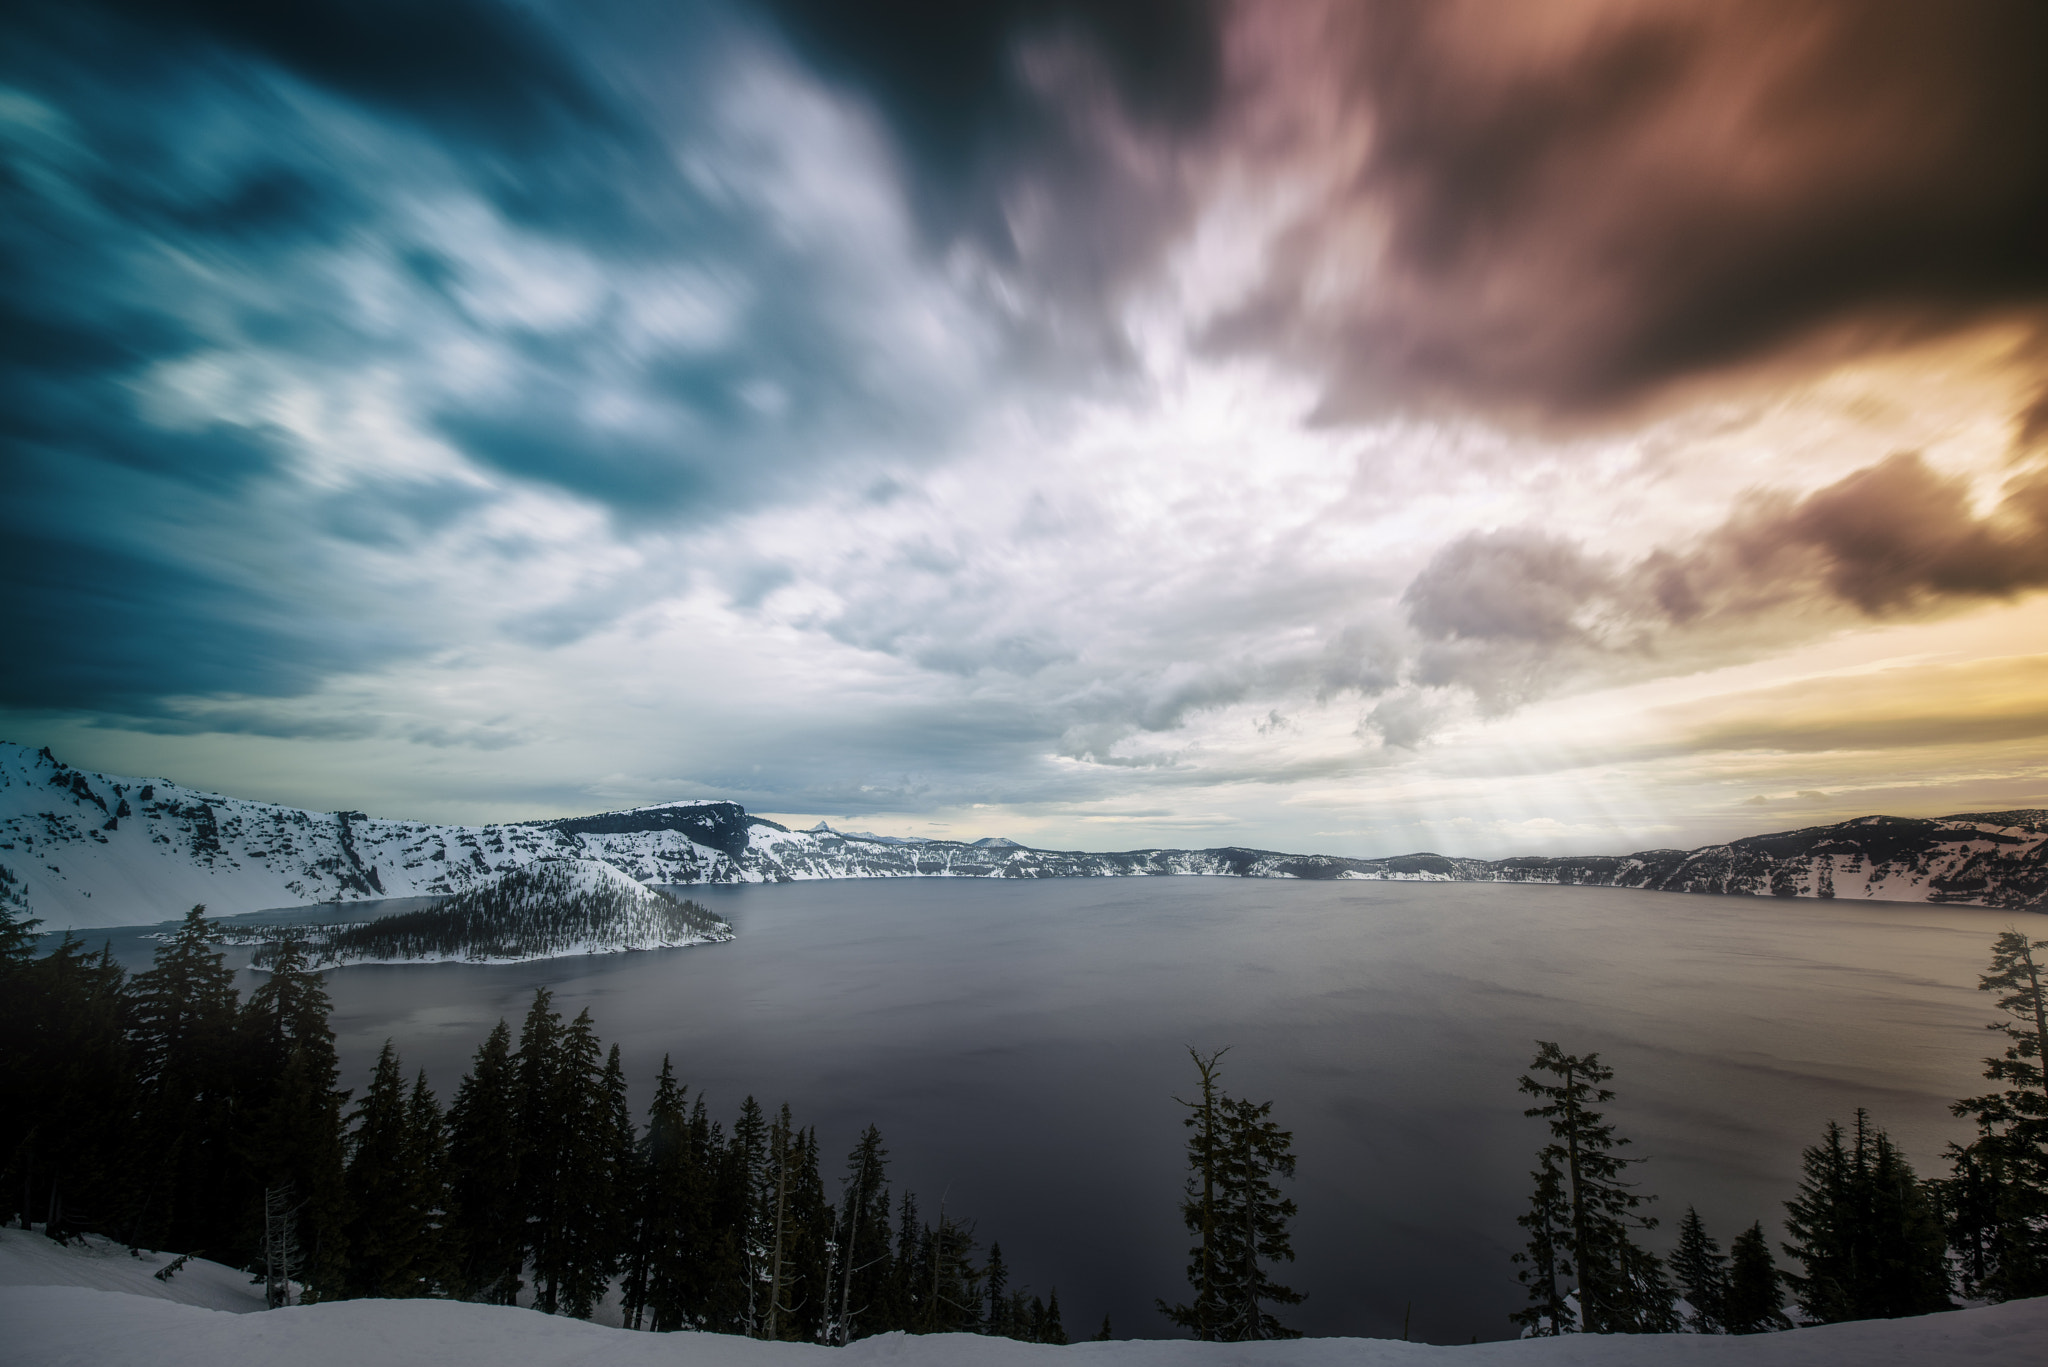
[446,1020,523,1303]
[1944,929,2048,1299]
[1513,1042,1674,1334]
[1782,1109,1950,1322]
[1723,1222,1790,1333]
[128,906,241,1258]
[343,1042,428,1297]
[1158,1048,1229,1339]
[834,1125,894,1342]
[238,934,348,1296]
[1669,1206,1727,1332]
[623,1057,703,1331]
[514,990,567,1311]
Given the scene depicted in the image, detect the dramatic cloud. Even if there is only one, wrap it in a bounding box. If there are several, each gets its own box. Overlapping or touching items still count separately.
[5,0,2048,855]
[1406,452,2048,707]
[1210,0,2048,420]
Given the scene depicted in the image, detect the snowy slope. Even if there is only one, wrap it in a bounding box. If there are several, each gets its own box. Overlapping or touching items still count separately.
[0,1225,267,1313]
[2,1284,2043,1367]
[7,742,2045,933]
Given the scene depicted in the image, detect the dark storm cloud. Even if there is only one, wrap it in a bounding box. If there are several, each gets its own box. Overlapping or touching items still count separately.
[0,528,380,716]
[84,0,624,152]
[1405,453,2048,704]
[757,0,1226,318]
[0,0,1026,725]
[1218,0,2048,420]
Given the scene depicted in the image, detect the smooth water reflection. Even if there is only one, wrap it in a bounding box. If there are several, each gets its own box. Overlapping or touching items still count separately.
[201,879,2018,1342]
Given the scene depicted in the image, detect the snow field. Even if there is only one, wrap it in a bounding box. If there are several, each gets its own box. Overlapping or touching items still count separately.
[2,1227,2044,1367]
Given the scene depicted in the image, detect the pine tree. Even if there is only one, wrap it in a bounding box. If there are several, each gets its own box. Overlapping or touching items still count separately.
[623,1057,705,1331]
[984,1241,1009,1337]
[729,1095,773,1334]
[1158,1048,1229,1339]
[445,1020,524,1303]
[544,1008,616,1318]
[892,1188,923,1334]
[833,1124,894,1342]
[237,933,348,1298]
[1723,1222,1790,1333]
[1944,928,2048,1300]
[343,1042,428,1297]
[1158,1048,1301,1341]
[1041,1287,1067,1344]
[1513,1042,1673,1334]
[1510,1150,1573,1335]
[4,936,133,1246]
[128,906,242,1259]
[1669,1206,1728,1332]
[595,1044,639,1313]
[514,990,567,1311]
[404,1069,451,1295]
[790,1126,838,1341]
[1212,1094,1304,1340]
[1782,1109,1950,1322]
[1094,1313,1114,1340]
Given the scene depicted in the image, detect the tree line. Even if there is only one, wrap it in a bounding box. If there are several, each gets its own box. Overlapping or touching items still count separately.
[0,905,1080,1342]
[5,894,2044,1344]
[1503,926,2048,1336]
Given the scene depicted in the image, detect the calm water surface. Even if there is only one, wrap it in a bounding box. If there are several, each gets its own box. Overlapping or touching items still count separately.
[109,878,2025,1343]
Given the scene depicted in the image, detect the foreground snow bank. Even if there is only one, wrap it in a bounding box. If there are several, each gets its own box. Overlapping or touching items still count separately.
[0,1225,266,1313]
[1,1285,2041,1367]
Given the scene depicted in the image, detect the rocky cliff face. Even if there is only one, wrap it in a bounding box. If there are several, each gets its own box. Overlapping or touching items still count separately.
[4,742,2042,931]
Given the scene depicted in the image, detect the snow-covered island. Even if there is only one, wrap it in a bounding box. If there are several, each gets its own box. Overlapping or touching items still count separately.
[209,860,733,966]
[5,741,2045,932]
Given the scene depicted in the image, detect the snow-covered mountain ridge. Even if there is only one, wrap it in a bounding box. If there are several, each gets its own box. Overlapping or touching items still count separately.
[5,742,2044,932]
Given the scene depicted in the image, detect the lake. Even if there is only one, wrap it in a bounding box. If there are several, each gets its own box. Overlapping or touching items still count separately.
[86,877,2022,1343]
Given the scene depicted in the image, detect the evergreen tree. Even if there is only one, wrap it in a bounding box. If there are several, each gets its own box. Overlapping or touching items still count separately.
[1782,1110,1950,1322]
[0,900,41,966]
[1158,1048,1229,1339]
[445,1020,524,1303]
[984,1241,1009,1337]
[1943,928,2048,1300]
[514,990,568,1312]
[787,1126,837,1341]
[343,1042,429,1297]
[1669,1206,1727,1332]
[1212,1094,1303,1340]
[1094,1313,1114,1340]
[1513,1042,1673,1334]
[1510,1150,1573,1335]
[404,1070,451,1295]
[543,1009,616,1318]
[893,1189,925,1331]
[833,1124,894,1342]
[596,1044,639,1312]
[3,936,132,1244]
[237,933,348,1297]
[1041,1287,1067,1344]
[1723,1222,1791,1334]
[729,1095,773,1334]
[623,1057,706,1331]
[1158,1048,1301,1341]
[763,1104,800,1339]
[128,906,242,1259]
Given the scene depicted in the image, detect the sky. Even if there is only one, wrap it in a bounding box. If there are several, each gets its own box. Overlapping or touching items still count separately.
[3,0,2047,859]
